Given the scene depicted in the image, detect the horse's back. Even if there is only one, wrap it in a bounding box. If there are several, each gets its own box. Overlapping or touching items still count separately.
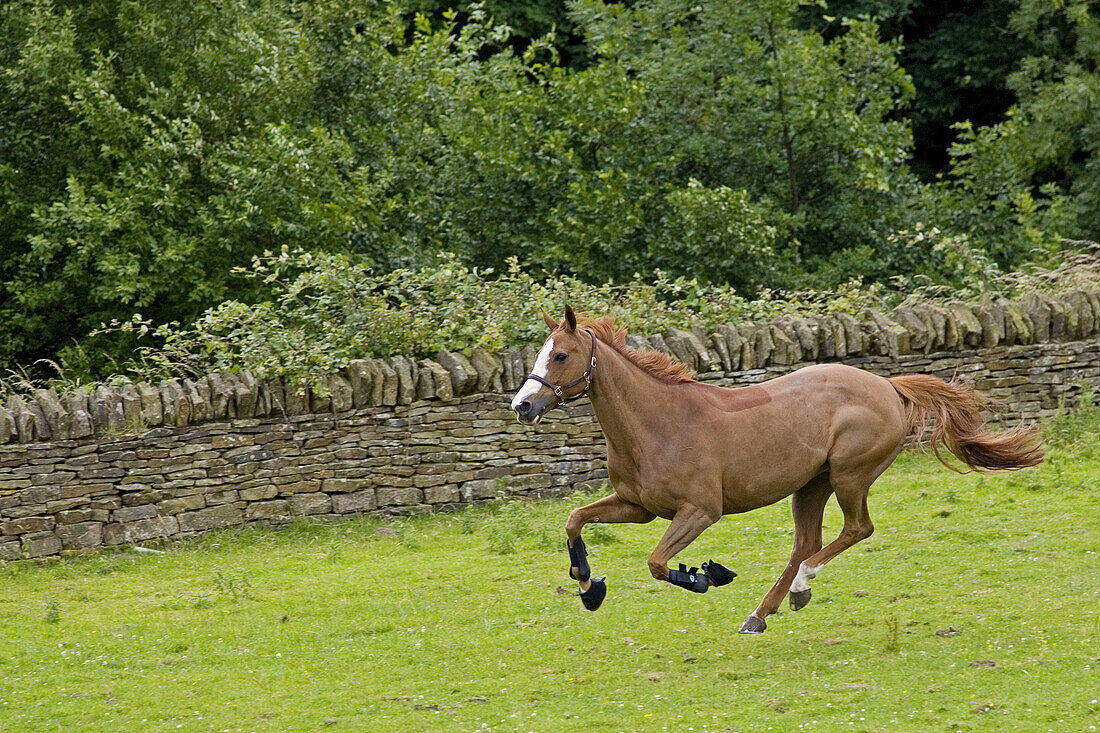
[696,362,902,423]
[759,362,909,449]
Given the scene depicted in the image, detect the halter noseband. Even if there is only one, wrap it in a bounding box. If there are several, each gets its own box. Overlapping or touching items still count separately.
[522,329,598,407]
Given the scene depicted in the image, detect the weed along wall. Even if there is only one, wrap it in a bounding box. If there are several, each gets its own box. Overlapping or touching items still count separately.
[1,289,1098,560]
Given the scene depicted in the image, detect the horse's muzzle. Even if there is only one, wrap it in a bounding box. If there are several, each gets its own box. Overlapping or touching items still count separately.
[512,397,549,425]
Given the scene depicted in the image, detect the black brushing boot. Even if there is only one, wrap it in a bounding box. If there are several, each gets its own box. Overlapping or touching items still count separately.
[568,536,591,582]
[702,560,736,587]
[568,537,606,611]
[668,564,711,593]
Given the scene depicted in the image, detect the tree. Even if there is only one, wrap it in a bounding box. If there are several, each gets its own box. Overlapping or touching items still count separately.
[0,0,377,369]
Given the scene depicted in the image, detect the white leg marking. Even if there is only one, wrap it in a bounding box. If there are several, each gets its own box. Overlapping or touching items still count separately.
[791,562,820,593]
[510,337,554,409]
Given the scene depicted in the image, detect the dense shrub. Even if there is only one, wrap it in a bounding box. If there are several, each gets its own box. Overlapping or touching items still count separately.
[90,245,1100,392]
[97,248,882,388]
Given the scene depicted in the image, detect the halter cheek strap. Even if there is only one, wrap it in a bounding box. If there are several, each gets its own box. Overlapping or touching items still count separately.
[522,329,598,408]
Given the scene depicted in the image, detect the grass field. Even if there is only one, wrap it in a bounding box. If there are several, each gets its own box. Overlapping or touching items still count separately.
[1,408,1097,732]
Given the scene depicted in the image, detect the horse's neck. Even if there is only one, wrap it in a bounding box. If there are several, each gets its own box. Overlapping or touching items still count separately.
[588,340,680,460]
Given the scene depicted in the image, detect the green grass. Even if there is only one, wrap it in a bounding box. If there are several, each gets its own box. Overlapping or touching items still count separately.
[1,412,1097,732]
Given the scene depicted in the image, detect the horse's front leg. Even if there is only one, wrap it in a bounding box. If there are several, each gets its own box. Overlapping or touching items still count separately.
[647,503,735,592]
[566,493,655,611]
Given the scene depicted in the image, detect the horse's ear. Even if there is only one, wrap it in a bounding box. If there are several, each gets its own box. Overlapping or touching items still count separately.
[542,308,559,332]
[564,304,577,333]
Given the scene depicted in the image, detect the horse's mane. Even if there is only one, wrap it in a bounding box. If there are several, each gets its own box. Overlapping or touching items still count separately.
[576,315,696,384]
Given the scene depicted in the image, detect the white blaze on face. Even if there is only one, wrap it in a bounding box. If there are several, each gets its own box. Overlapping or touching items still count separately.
[510,336,555,410]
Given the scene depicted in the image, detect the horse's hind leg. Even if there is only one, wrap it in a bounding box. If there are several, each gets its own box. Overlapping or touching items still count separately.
[566,493,655,611]
[740,473,832,634]
[786,486,874,613]
[784,435,902,614]
[646,503,727,592]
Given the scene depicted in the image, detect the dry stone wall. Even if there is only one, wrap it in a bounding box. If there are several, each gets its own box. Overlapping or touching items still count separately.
[1,289,1098,560]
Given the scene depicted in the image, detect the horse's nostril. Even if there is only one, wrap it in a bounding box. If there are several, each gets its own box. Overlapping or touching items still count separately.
[516,401,532,414]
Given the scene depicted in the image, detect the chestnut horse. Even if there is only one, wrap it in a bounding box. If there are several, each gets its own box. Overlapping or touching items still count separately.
[510,307,1043,633]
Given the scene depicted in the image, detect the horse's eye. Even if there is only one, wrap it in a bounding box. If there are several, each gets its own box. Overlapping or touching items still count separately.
[554,352,568,362]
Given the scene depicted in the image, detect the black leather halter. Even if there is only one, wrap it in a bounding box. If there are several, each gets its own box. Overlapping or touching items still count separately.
[522,329,598,407]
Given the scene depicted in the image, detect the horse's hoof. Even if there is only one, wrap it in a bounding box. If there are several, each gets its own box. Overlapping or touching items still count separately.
[789,588,811,611]
[702,560,736,587]
[738,615,766,634]
[579,577,607,611]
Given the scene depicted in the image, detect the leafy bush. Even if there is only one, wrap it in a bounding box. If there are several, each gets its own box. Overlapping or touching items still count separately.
[84,243,1097,392]
[97,248,883,388]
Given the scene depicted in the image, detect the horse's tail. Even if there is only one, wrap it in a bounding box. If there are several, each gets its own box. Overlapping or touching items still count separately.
[889,374,1044,472]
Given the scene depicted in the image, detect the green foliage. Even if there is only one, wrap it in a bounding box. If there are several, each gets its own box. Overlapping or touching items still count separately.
[1045,380,1098,458]
[1,0,1096,380]
[803,1,1027,180]
[99,248,885,387]
[67,244,1100,392]
[930,1,1098,254]
[0,0,381,370]
[0,0,927,374]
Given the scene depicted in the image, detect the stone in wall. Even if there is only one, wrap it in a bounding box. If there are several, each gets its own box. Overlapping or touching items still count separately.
[624,333,648,352]
[789,317,819,361]
[497,350,525,393]
[1065,290,1096,338]
[345,360,375,409]
[1020,292,1052,342]
[947,302,983,347]
[468,348,503,394]
[375,359,398,405]
[161,380,190,427]
[814,315,841,359]
[190,378,213,422]
[326,373,355,412]
[136,382,163,426]
[916,305,949,351]
[864,310,910,356]
[283,381,311,415]
[65,389,94,440]
[520,343,541,374]
[416,360,453,401]
[705,331,729,371]
[386,356,418,405]
[437,351,477,397]
[35,389,70,441]
[999,298,1033,345]
[646,333,672,357]
[892,307,929,352]
[768,323,800,366]
[119,384,141,428]
[234,372,261,417]
[974,300,1006,348]
[203,374,231,419]
[664,328,714,373]
[751,324,773,368]
[0,408,14,444]
[835,313,864,355]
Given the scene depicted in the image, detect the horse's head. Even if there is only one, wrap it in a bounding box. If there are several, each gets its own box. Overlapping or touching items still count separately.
[510,305,597,424]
